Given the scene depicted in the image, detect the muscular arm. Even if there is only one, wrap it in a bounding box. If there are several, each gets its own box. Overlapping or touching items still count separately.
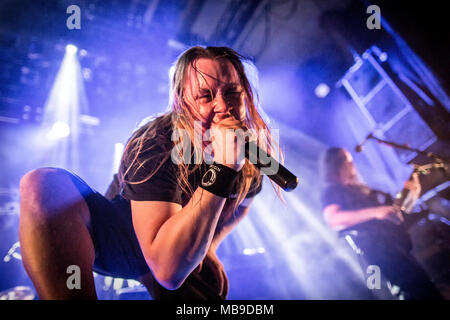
[210,197,254,252]
[131,188,227,290]
[130,103,249,290]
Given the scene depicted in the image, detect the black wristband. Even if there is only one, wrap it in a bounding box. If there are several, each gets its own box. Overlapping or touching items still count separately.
[200,163,239,198]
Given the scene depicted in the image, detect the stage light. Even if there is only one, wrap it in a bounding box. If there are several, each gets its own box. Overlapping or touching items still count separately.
[243,248,256,255]
[39,41,89,171]
[46,121,70,140]
[314,83,330,98]
[82,68,92,80]
[243,247,266,255]
[79,114,100,126]
[65,44,78,54]
[112,142,124,174]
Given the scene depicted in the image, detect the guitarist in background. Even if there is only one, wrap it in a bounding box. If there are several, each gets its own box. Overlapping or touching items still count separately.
[320,147,443,300]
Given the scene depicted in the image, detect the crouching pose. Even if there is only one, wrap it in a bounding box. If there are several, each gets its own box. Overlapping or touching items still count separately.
[19,46,277,299]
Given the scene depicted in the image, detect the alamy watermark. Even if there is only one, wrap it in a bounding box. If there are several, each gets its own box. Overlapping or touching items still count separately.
[66,264,81,290]
[366,265,381,289]
[366,5,381,30]
[66,4,381,31]
[66,5,81,30]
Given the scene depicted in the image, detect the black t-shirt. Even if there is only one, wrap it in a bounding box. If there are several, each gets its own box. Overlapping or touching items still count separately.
[321,183,393,212]
[117,134,262,205]
[104,125,262,300]
[320,183,410,245]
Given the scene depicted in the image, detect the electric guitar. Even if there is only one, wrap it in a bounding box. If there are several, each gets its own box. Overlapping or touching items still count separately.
[393,162,444,229]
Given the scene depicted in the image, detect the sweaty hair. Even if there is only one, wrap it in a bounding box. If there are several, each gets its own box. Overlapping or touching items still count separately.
[119,46,280,209]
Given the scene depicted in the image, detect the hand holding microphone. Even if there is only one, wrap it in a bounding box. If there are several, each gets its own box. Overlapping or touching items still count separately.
[210,111,298,191]
[210,110,246,171]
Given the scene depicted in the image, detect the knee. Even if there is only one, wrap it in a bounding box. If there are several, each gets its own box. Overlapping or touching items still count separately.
[19,168,77,218]
[20,167,86,227]
[19,167,92,232]
[20,167,69,198]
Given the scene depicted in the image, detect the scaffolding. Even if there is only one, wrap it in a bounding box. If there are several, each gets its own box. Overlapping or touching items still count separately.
[337,45,437,164]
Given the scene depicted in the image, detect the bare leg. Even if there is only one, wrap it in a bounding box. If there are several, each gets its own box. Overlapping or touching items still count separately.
[19,168,97,299]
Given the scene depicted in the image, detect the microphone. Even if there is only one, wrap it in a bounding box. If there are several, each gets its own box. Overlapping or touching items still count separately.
[355,132,373,153]
[219,114,299,191]
[244,140,299,191]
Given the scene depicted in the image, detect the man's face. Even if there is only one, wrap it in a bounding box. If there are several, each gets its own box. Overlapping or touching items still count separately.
[183,58,246,127]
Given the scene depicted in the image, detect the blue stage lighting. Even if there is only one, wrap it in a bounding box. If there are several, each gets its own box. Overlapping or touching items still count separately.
[112,142,125,174]
[46,121,70,140]
[65,44,78,54]
[314,83,330,98]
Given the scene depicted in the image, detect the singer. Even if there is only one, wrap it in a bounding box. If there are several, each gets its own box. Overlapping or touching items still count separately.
[18,46,278,299]
[319,147,443,300]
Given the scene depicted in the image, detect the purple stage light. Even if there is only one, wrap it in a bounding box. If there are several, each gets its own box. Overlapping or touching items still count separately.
[65,44,78,55]
[314,83,330,98]
[46,121,70,140]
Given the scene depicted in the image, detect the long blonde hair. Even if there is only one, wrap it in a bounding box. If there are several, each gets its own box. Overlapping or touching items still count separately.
[119,46,279,208]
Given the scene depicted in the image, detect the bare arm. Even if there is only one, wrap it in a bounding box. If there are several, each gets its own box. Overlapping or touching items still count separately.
[131,103,248,290]
[323,204,402,231]
[210,197,254,252]
[131,188,227,290]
